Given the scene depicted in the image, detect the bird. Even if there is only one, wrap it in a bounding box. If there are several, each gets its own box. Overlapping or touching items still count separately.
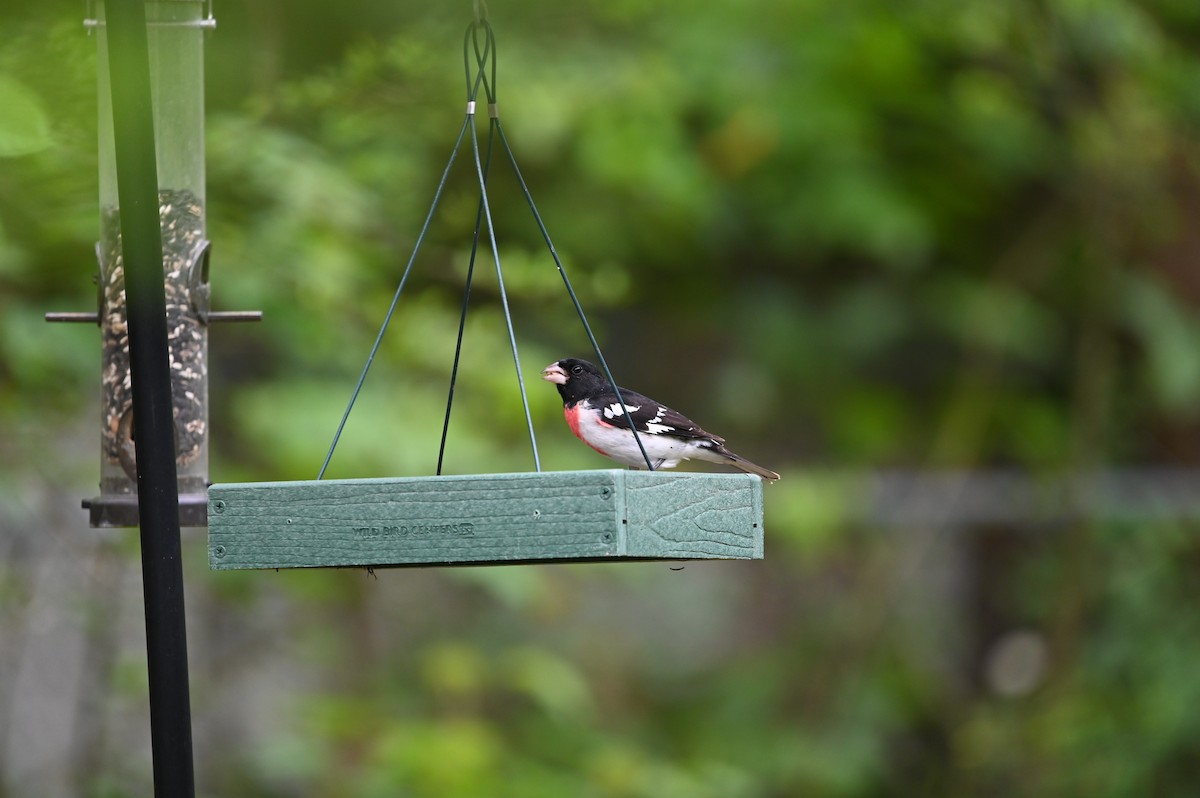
[541,357,780,481]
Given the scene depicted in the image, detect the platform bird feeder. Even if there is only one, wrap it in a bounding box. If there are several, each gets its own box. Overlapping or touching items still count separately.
[201,14,767,570]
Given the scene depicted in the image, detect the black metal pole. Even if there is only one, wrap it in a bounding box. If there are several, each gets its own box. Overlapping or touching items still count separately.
[105,0,196,794]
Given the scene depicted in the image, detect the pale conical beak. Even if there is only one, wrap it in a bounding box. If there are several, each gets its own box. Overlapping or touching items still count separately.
[541,363,567,384]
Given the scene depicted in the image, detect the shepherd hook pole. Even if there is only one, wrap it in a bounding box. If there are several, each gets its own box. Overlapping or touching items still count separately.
[104,0,197,793]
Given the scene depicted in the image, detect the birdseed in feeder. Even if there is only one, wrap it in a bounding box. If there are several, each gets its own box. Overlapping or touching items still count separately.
[100,188,208,489]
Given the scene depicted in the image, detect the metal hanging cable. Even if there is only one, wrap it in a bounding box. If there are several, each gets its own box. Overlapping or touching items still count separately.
[322,16,544,479]
[436,128,492,476]
[322,13,652,477]
[452,19,541,473]
[324,96,482,475]
[437,23,499,476]
[468,16,655,470]
[492,121,656,470]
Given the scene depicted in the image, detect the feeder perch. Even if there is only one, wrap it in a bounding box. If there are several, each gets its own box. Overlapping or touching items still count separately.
[208,470,762,569]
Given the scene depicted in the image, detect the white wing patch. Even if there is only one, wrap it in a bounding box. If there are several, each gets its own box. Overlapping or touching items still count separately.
[643,404,674,435]
[600,401,676,434]
[603,402,640,419]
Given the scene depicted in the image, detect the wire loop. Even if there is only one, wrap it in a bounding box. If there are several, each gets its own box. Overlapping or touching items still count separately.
[463,19,496,104]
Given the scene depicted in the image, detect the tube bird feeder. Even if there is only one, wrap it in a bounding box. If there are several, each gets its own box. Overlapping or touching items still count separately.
[49,0,258,527]
[95,0,212,526]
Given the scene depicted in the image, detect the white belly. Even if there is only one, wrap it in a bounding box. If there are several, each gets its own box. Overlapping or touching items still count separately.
[568,402,714,470]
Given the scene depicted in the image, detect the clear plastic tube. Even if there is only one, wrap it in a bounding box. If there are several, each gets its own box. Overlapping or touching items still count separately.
[95,1,210,504]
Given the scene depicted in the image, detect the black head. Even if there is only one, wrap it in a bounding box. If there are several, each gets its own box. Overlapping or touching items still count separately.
[541,358,609,404]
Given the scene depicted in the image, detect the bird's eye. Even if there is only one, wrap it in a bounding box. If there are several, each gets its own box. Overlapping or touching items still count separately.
[571,365,583,374]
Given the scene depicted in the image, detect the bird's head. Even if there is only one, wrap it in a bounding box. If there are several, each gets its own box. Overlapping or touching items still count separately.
[542,358,607,403]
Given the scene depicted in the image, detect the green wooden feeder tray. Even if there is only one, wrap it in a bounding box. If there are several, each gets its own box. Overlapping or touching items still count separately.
[207,469,763,570]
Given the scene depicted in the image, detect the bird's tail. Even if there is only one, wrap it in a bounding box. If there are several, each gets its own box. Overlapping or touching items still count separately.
[715,447,780,481]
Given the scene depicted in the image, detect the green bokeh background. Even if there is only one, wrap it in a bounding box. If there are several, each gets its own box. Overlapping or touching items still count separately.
[2,1,1200,795]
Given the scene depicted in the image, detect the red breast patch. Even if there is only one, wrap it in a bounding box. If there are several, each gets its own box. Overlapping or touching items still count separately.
[564,404,608,456]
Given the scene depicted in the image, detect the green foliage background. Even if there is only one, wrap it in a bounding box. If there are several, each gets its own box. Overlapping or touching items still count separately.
[2,1,1200,795]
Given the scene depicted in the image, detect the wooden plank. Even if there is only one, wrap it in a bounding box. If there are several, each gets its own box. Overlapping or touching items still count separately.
[622,471,763,559]
[207,470,763,570]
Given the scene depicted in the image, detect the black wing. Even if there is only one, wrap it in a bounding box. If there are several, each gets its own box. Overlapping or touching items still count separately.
[590,389,723,443]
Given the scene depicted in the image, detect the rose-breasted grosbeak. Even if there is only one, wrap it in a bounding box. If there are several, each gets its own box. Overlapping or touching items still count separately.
[541,357,780,481]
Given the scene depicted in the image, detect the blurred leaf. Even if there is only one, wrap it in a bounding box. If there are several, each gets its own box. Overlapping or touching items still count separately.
[0,75,52,157]
[502,646,594,722]
[422,641,487,700]
[1122,273,1200,417]
[368,719,501,796]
